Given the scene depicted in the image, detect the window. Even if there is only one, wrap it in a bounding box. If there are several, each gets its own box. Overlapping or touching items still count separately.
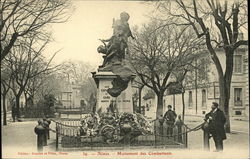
[234,55,243,73]
[202,89,207,108]
[214,86,220,98]
[207,87,214,99]
[188,91,193,108]
[235,111,242,115]
[234,88,242,106]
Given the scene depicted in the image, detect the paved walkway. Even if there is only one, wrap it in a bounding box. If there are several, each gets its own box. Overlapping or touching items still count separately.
[2,117,249,159]
[2,120,57,159]
[184,116,249,151]
[184,115,249,133]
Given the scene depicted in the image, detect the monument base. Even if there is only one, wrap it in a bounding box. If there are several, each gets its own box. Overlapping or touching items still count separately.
[92,71,134,114]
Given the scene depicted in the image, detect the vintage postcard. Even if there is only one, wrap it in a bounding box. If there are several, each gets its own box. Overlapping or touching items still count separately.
[1,0,249,159]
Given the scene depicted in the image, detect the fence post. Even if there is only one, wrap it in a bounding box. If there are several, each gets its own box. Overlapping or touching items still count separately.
[154,120,157,147]
[175,115,184,144]
[56,123,59,151]
[159,117,164,135]
[176,124,182,143]
[34,120,46,152]
[90,135,93,150]
[42,119,48,146]
[201,121,210,150]
[47,119,51,140]
[203,129,210,150]
[184,127,188,148]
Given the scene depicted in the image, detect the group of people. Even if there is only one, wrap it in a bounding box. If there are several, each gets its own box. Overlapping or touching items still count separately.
[160,102,227,152]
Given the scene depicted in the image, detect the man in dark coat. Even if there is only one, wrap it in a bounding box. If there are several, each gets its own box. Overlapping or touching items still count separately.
[205,102,226,151]
[163,105,177,137]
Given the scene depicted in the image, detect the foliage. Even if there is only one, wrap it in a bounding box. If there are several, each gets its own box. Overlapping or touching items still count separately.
[22,94,56,118]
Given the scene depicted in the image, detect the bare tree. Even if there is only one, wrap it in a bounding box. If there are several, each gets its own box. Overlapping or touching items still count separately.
[60,60,97,100]
[156,0,248,132]
[128,21,205,117]
[0,0,72,61]
[170,53,211,122]
[1,65,13,125]
[23,69,62,109]
[60,60,95,84]
[4,37,58,118]
[132,77,146,114]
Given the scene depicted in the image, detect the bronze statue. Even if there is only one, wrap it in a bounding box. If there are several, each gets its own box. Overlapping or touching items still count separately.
[97,12,134,67]
[96,12,135,98]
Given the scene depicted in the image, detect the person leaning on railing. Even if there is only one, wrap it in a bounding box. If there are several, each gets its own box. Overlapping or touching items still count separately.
[204,102,226,152]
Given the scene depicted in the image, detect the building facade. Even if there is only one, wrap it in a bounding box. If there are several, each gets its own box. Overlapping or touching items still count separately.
[164,46,249,119]
[58,82,86,109]
[141,46,249,119]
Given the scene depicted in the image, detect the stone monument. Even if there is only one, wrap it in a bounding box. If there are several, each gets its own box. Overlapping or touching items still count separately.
[92,12,135,114]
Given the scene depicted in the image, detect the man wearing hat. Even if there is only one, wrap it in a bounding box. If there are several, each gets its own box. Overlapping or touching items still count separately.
[163,105,177,137]
[205,102,226,151]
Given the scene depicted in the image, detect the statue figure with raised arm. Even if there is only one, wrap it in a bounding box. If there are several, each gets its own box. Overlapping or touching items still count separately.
[97,12,134,67]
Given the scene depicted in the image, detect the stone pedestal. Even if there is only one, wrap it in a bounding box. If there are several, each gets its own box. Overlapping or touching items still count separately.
[92,71,134,113]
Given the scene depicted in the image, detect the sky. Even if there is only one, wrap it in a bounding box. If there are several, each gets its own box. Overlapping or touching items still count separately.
[44,0,248,68]
[45,1,154,67]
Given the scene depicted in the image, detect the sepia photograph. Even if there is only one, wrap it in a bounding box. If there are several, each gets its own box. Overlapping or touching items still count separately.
[1,0,249,159]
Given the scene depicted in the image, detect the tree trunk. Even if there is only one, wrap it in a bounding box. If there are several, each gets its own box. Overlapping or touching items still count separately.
[15,94,21,118]
[203,28,232,133]
[24,93,29,116]
[24,92,28,108]
[173,94,175,111]
[182,92,185,122]
[2,94,7,125]
[223,97,231,133]
[156,92,164,118]
[219,77,231,133]
[138,87,142,114]
[195,59,198,114]
[218,51,233,133]
[1,33,18,61]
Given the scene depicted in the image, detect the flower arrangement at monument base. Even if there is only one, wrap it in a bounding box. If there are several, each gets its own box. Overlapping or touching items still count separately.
[78,112,153,144]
